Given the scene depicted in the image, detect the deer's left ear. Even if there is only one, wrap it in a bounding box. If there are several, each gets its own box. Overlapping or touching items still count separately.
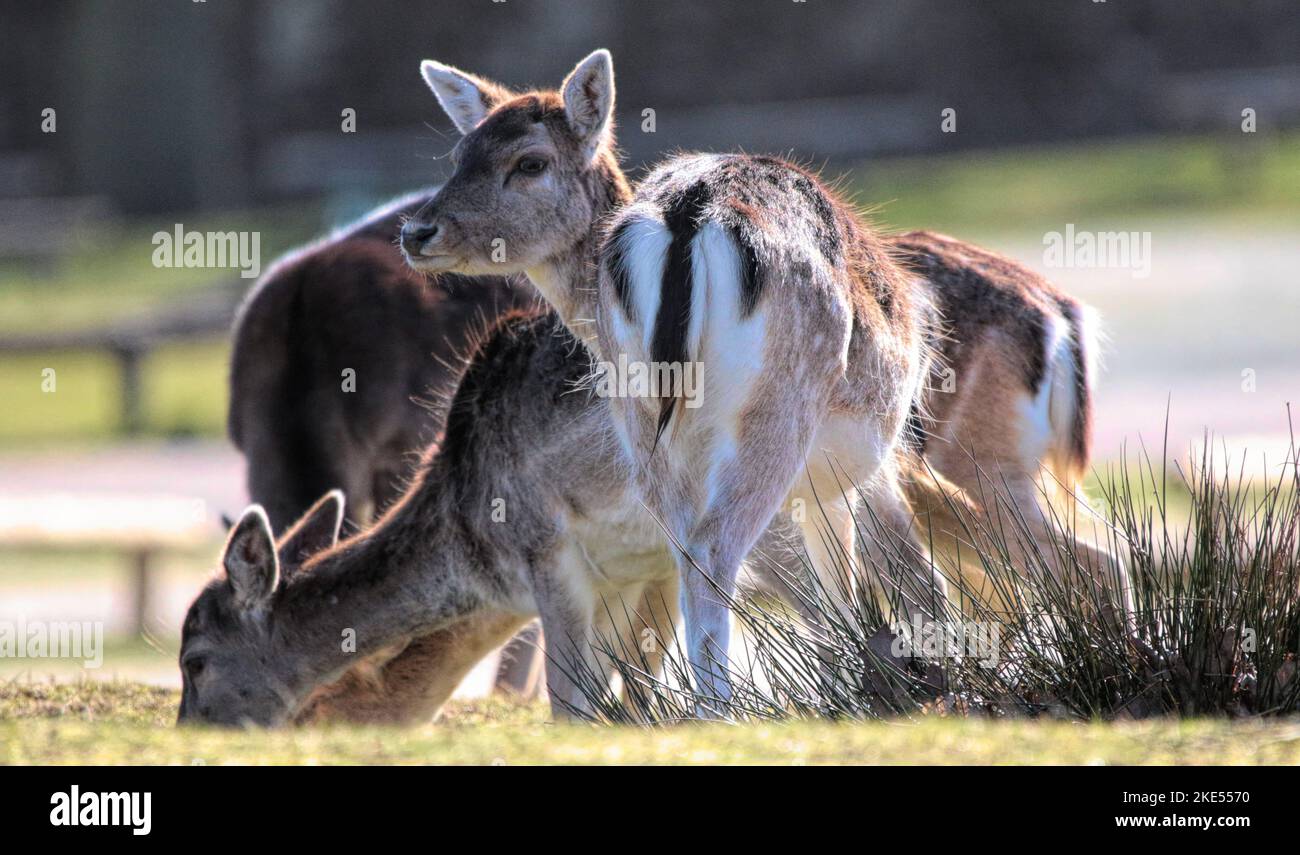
[420,59,513,135]
[277,489,344,577]
[561,49,615,160]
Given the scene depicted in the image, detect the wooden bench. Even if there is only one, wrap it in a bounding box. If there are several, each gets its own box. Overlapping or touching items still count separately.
[0,493,214,634]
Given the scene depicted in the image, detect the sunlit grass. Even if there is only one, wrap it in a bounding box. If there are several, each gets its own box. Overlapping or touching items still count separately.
[0,338,229,446]
[2,680,1297,765]
[850,132,1300,235]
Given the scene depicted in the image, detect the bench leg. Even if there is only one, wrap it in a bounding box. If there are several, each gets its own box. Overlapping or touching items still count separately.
[130,549,152,636]
[112,344,145,436]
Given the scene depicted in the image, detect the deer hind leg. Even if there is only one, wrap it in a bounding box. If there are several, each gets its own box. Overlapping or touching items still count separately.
[588,577,680,718]
[995,476,1132,627]
[493,622,545,698]
[856,459,950,626]
[659,400,829,715]
[788,481,860,618]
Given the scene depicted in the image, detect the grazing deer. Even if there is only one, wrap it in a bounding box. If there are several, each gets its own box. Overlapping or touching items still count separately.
[182,311,817,725]
[229,190,537,533]
[229,192,553,696]
[884,230,1125,615]
[402,50,1128,705]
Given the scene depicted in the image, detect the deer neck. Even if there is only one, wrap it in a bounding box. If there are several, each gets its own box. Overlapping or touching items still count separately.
[526,152,632,347]
[270,482,509,707]
[296,612,529,725]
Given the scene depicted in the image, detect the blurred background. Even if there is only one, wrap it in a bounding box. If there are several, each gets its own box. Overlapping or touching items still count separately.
[1,0,1297,686]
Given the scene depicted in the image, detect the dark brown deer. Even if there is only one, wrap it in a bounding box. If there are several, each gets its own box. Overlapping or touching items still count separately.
[228,190,538,533]
[227,190,546,694]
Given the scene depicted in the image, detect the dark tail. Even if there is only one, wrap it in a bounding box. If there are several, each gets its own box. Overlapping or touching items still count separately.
[648,183,711,449]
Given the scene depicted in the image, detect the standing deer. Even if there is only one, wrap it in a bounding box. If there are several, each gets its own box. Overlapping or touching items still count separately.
[402,50,1127,706]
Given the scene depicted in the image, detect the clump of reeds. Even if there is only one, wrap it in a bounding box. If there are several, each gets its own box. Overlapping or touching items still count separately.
[563,425,1300,724]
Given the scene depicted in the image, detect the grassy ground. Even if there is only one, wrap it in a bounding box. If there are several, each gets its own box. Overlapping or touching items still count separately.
[3,680,1299,765]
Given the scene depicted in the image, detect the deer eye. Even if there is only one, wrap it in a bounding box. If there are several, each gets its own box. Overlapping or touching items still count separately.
[183,655,207,678]
[515,156,547,177]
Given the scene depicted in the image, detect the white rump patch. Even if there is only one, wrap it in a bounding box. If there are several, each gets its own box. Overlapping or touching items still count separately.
[691,223,767,492]
[1020,310,1072,465]
[608,210,672,356]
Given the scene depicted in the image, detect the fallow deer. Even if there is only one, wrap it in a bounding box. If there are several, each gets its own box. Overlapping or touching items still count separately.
[228,192,550,695]
[401,50,1128,706]
[182,311,814,725]
[228,190,537,533]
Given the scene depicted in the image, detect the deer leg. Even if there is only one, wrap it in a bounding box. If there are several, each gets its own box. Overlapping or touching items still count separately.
[533,547,604,720]
[857,462,950,627]
[999,479,1132,627]
[536,606,603,721]
[493,622,546,698]
[592,577,679,716]
[789,485,861,618]
[630,576,680,681]
[671,418,825,716]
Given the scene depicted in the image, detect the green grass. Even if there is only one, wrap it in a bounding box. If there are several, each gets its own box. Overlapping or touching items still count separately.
[2,681,1298,765]
[848,132,1300,236]
[0,338,229,446]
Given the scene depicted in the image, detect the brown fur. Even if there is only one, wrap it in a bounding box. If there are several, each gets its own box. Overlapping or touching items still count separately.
[229,191,538,532]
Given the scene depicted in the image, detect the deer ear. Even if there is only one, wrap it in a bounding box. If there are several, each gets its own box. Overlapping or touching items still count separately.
[277,490,344,576]
[420,59,511,135]
[561,49,615,160]
[223,506,279,610]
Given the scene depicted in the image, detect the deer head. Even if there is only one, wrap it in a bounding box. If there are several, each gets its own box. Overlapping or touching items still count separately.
[177,490,344,727]
[401,50,625,311]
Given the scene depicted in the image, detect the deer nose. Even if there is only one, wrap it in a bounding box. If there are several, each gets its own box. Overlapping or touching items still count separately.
[400,220,441,256]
